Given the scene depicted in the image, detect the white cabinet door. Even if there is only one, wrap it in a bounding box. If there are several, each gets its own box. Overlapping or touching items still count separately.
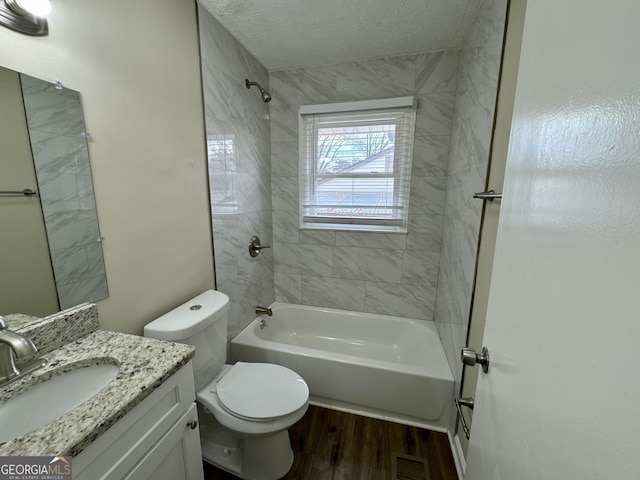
[465,0,640,479]
[128,403,204,480]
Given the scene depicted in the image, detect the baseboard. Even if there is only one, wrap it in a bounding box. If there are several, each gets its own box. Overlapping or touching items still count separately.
[308,396,448,433]
[448,431,466,480]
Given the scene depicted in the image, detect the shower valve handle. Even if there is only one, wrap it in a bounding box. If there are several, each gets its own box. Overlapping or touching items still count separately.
[461,346,490,373]
[249,236,271,257]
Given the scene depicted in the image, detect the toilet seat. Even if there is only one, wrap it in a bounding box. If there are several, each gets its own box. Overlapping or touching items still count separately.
[215,362,308,421]
[197,362,309,422]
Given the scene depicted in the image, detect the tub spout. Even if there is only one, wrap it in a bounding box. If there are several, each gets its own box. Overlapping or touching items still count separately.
[255,306,272,316]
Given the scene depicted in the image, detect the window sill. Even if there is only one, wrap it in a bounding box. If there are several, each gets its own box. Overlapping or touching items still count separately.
[299,223,407,234]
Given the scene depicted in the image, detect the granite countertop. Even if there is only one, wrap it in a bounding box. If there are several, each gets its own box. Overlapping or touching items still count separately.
[0,329,195,457]
[3,313,40,330]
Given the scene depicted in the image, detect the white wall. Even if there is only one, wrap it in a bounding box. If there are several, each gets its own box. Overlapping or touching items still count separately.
[0,0,215,334]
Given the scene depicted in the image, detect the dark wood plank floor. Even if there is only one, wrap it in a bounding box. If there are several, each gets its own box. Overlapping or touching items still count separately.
[203,405,458,480]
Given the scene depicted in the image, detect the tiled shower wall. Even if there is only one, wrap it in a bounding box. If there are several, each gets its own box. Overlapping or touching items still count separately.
[269,50,459,320]
[21,74,108,309]
[198,7,274,339]
[434,0,508,384]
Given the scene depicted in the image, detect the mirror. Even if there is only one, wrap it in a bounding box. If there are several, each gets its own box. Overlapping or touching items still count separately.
[0,66,108,317]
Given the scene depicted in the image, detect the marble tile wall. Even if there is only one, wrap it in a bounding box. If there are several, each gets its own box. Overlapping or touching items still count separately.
[269,49,459,320]
[198,7,274,340]
[433,0,508,394]
[21,74,108,309]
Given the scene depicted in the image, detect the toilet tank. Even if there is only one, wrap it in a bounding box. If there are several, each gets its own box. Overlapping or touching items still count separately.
[144,290,230,391]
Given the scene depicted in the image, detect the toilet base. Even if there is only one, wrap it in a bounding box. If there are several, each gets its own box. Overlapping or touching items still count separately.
[199,410,294,480]
[241,430,294,480]
[201,426,243,476]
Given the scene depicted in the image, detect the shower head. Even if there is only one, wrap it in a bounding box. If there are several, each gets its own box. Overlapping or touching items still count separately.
[245,78,272,103]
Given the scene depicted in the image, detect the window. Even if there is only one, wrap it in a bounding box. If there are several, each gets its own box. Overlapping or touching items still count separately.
[299,97,416,233]
[207,134,238,215]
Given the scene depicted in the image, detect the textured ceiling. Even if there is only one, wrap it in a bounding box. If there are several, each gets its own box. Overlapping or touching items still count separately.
[198,0,482,71]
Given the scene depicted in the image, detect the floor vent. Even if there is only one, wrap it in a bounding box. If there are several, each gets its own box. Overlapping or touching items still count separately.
[392,453,430,480]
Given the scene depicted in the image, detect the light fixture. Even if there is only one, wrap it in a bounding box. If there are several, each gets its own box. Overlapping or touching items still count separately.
[0,0,50,36]
[9,0,50,17]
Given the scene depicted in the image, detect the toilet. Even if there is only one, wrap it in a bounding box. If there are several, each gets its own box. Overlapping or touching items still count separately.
[144,290,309,480]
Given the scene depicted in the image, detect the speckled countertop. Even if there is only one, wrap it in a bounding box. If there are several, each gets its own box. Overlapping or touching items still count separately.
[0,306,195,457]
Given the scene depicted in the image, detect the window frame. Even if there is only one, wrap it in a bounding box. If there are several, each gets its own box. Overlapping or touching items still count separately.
[298,97,416,233]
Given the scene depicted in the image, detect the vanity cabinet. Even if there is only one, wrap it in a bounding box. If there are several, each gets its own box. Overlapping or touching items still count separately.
[73,362,204,480]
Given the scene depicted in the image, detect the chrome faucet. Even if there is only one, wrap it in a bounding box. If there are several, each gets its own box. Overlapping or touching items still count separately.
[0,316,45,387]
[255,306,273,316]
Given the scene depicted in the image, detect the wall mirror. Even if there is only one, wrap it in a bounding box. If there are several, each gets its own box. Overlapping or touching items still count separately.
[0,66,108,318]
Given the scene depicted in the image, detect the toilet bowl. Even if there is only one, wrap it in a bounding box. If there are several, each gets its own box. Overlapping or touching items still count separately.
[196,362,308,479]
[144,290,309,480]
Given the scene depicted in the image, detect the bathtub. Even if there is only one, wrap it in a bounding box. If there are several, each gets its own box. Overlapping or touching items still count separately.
[230,302,454,431]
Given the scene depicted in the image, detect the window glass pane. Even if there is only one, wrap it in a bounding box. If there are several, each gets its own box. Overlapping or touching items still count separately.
[316,124,396,174]
[207,134,238,215]
[313,123,398,221]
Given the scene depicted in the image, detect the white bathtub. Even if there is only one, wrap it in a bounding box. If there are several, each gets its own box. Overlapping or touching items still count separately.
[230,302,454,431]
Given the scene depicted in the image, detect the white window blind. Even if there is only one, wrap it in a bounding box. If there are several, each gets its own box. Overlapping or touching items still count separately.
[299,97,416,232]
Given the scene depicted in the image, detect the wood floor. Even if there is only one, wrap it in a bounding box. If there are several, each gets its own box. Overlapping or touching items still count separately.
[203,405,458,480]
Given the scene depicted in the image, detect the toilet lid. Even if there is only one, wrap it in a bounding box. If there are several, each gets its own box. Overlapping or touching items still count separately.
[217,362,309,420]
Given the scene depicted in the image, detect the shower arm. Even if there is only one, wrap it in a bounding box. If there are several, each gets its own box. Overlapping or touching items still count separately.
[245,78,272,102]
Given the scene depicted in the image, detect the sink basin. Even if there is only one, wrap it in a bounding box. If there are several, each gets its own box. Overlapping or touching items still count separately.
[0,363,119,443]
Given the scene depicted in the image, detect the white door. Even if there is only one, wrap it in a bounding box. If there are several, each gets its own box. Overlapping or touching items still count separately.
[465,1,640,479]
